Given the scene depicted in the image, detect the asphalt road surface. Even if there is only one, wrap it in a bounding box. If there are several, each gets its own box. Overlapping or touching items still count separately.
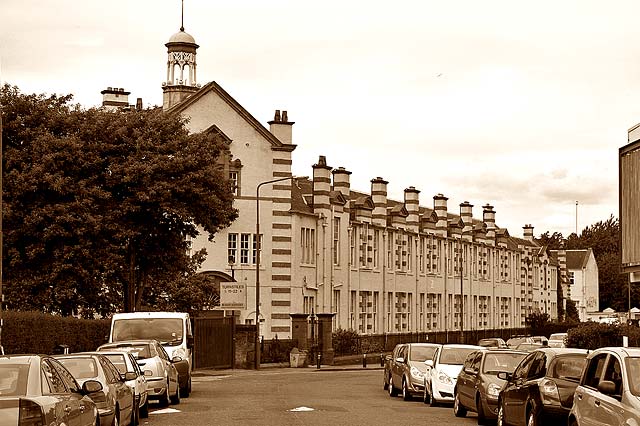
[139,367,483,426]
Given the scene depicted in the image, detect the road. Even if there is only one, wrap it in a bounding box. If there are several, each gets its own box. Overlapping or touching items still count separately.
[139,367,483,426]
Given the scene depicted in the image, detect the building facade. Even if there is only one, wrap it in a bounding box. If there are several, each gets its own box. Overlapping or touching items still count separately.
[151,25,563,339]
[564,249,599,321]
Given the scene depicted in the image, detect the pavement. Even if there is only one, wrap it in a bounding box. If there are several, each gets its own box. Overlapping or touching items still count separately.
[193,362,384,376]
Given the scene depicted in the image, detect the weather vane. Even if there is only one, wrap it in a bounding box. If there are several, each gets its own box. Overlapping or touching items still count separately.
[180,0,184,32]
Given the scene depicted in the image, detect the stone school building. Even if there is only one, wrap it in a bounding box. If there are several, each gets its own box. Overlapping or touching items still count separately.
[105,24,564,340]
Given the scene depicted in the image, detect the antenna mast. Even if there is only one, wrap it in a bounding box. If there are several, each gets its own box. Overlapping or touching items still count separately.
[180,0,184,31]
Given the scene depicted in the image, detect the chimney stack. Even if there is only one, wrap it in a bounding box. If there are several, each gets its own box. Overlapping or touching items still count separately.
[312,155,332,214]
[460,201,474,241]
[269,109,294,145]
[404,187,420,232]
[483,204,496,244]
[371,177,388,227]
[433,194,449,237]
[523,224,535,242]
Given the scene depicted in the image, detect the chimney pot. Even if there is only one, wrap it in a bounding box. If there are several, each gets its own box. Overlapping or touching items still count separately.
[274,110,281,122]
[136,98,143,110]
[282,110,288,122]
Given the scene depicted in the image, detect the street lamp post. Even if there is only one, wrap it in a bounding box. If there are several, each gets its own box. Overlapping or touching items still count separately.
[255,175,298,370]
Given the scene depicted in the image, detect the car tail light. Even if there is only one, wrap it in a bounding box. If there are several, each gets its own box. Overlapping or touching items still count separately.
[18,399,44,426]
[539,379,561,406]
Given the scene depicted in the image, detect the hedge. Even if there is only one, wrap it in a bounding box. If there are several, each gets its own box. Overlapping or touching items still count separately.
[567,321,640,350]
[1,310,110,354]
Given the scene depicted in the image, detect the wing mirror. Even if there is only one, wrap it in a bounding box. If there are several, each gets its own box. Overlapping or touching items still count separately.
[172,356,183,363]
[464,366,475,374]
[497,371,511,381]
[424,360,434,368]
[597,380,617,396]
[395,357,405,363]
[144,370,153,377]
[123,372,137,381]
[82,380,103,394]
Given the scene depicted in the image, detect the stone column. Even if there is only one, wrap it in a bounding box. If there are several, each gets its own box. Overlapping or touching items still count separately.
[316,313,336,365]
[290,314,310,350]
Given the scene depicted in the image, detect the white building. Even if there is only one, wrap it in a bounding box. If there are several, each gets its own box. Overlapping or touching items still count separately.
[148,23,565,339]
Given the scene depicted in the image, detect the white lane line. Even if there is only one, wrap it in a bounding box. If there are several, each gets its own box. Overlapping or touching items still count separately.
[150,408,182,415]
[289,406,315,412]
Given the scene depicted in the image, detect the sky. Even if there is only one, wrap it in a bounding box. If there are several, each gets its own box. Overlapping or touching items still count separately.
[2,0,639,238]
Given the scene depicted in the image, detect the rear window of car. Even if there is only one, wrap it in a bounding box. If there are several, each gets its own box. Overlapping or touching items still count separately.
[410,346,438,361]
[103,354,128,374]
[0,364,29,396]
[57,358,98,380]
[550,355,586,381]
[101,344,151,359]
[440,348,477,365]
[625,357,640,397]
[483,352,526,374]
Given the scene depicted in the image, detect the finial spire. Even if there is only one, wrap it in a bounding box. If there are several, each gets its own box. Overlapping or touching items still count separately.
[180,0,184,31]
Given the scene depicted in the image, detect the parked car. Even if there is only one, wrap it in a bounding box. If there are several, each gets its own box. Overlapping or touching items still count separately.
[97,339,180,407]
[497,347,588,426]
[478,338,508,349]
[98,350,150,423]
[423,344,485,406]
[568,347,640,426]
[454,349,528,424]
[531,336,549,345]
[55,353,135,426]
[515,342,544,352]
[506,335,534,348]
[384,343,441,400]
[0,354,99,425]
[548,333,568,348]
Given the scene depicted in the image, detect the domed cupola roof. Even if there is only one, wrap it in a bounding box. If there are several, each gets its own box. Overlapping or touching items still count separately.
[168,28,197,45]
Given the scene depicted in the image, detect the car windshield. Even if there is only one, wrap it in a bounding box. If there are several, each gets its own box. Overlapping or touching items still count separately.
[550,355,586,381]
[479,339,504,347]
[410,346,438,361]
[507,337,528,346]
[549,334,566,341]
[112,318,183,345]
[103,354,128,374]
[440,348,477,365]
[0,364,28,396]
[57,358,98,380]
[100,344,151,360]
[483,352,527,374]
[625,357,640,397]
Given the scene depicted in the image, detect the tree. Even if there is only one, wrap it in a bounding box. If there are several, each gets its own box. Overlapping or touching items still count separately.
[537,231,565,250]
[556,269,565,322]
[1,84,238,316]
[526,311,550,331]
[565,299,580,323]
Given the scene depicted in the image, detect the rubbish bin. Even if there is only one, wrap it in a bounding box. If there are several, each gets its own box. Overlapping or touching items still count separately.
[290,348,300,367]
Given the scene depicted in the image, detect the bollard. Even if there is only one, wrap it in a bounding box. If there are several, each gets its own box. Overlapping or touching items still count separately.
[363,353,367,368]
[380,353,384,367]
[317,353,321,369]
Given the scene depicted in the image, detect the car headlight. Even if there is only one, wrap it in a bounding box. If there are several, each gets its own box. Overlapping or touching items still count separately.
[437,370,453,385]
[487,383,501,397]
[173,348,186,359]
[410,367,424,380]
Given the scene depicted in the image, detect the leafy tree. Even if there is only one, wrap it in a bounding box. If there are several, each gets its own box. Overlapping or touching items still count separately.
[526,311,550,330]
[565,299,580,322]
[556,269,565,322]
[537,231,565,250]
[1,84,237,316]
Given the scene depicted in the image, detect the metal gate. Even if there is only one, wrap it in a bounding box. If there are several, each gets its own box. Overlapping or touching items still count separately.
[194,316,235,369]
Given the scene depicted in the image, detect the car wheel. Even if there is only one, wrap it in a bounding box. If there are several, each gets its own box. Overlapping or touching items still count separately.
[453,390,467,417]
[423,381,431,404]
[476,395,487,425]
[497,401,506,426]
[388,376,398,397]
[180,375,191,398]
[111,411,119,426]
[429,384,438,407]
[132,400,139,426]
[568,418,578,426]
[402,377,412,401]
[383,372,389,390]
[159,381,171,407]
[140,399,149,418]
[170,381,181,405]
[527,407,538,426]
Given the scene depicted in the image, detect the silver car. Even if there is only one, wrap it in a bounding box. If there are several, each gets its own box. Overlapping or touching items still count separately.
[97,339,180,407]
[569,347,640,426]
[98,351,149,422]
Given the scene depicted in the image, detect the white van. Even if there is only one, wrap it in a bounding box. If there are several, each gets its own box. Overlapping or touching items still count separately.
[109,311,194,397]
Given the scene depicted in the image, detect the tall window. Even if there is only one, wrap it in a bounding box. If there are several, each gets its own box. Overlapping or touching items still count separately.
[373,292,379,333]
[387,231,393,268]
[373,229,380,269]
[419,237,425,273]
[333,218,340,266]
[301,227,315,265]
[303,296,315,314]
[252,234,262,264]
[229,171,239,196]
[228,233,237,264]
[350,228,356,266]
[333,290,340,330]
[240,233,251,264]
[407,236,413,272]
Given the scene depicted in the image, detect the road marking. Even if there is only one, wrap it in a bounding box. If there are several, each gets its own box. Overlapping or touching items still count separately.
[289,406,314,412]
[193,375,231,382]
[150,408,182,415]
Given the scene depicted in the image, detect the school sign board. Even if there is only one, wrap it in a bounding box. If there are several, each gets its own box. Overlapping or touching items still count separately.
[621,125,640,275]
[220,282,247,309]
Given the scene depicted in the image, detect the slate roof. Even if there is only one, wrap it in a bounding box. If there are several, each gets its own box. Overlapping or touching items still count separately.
[566,249,590,270]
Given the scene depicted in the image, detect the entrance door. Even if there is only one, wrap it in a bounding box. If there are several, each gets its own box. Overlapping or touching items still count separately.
[194,316,235,369]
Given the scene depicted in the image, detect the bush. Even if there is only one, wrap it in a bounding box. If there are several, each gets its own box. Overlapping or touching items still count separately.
[567,321,640,349]
[2,310,110,354]
[333,328,359,356]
